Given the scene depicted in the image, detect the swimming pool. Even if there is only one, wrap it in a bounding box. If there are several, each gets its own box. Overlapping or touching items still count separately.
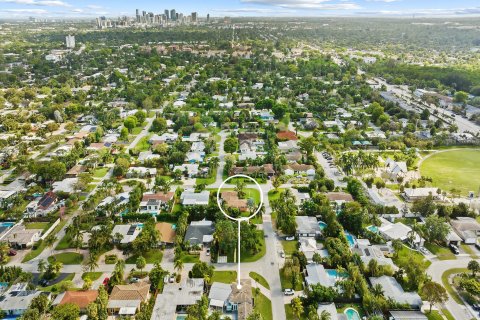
[318,221,327,230]
[176,315,187,320]
[0,222,14,228]
[345,232,356,247]
[366,225,379,233]
[344,308,361,320]
[326,269,348,279]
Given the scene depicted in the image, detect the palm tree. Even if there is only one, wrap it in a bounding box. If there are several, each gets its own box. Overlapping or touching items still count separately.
[0,241,9,263]
[291,297,304,320]
[44,234,57,249]
[37,259,46,274]
[174,258,184,274]
[371,283,384,297]
[83,253,99,272]
[319,310,332,320]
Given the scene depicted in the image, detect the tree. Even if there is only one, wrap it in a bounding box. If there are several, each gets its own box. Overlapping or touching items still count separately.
[298,136,318,156]
[29,294,50,314]
[319,310,332,320]
[174,259,184,276]
[191,262,214,280]
[113,157,130,177]
[19,308,40,320]
[272,176,281,191]
[421,281,448,313]
[422,214,449,244]
[454,91,468,104]
[224,137,239,153]
[136,256,146,274]
[123,116,137,132]
[0,242,9,263]
[120,127,129,141]
[291,297,304,320]
[37,259,46,274]
[151,117,167,133]
[44,234,57,248]
[135,110,146,124]
[467,260,480,277]
[149,262,168,292]
[83,253,99,272]
[83,277,93,290]
[51,303,80,320]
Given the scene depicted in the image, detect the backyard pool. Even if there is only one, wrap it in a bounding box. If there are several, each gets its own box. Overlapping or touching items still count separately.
[176,315,187,320]
[326,269,348,279]
[345,232,356,247]
[318,221,327,230]
[366,225,379,233]
[0,222,15,228]
[344,308,361,320]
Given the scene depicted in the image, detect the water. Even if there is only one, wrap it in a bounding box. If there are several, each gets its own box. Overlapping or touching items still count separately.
[318,221,327,230]
[0,222,14,227]
[326,269,348,279]
[366,225,379,233]
[344,308,361,320]
[345,232,356,247]
[176,315,187,320]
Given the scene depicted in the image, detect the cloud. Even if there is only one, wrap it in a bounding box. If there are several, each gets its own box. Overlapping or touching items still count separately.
[355,7,480,16]
[86,4,102,9]
[213,7,295,14]
[240,0,360,10]
[455,7,480,15]
[0,0,70,7]
[0,8,48,14]
[365,0,399,2]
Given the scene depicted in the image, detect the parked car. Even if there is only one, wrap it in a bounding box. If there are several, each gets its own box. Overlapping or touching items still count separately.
[102,277,109,286]
[206,248,210,256]
[8,249,16,256]
[285,236,295,241]
[280,251,285,258]
[130,277,139,283]
[39,279,50,287]
[471,303,480,311]
[284,289,294,296]
[475,242,480,250]
[449,244,459,255]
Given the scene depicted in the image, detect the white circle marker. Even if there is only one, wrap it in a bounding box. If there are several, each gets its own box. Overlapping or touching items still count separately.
[216,174,264,289]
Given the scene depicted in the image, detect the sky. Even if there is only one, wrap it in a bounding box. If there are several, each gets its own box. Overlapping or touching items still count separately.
[0,0,480,18]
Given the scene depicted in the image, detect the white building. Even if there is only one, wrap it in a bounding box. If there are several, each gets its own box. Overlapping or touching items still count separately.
[66,35,75,49]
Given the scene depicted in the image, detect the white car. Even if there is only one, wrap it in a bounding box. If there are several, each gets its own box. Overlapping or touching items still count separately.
[284,289,295,296]
[285,236,295,241]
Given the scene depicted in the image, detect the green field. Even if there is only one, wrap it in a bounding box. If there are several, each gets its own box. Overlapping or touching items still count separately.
[48,252,84,265]
[420,149,480,195]
[212,271,237,284]
[253,289,272,320]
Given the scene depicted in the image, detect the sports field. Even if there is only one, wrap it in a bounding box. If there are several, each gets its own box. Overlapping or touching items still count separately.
[420,149,480,195]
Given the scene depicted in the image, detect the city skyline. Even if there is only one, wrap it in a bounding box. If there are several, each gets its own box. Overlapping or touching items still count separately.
[0,0,480,18]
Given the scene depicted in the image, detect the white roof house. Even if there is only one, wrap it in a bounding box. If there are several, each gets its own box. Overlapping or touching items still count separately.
[208,282,232,309]
[295,216,321,238]
[0,283,48,317]
[137,151,161,162]
[451,217,480,244]
[174,164,199,178]
[299,237,320,262]
[369,276,422,308]
[181,190,210,206]
[52,178,78,193]
[402,188,439,202]
[378,222,422,245]
[111,224,142,244]
[305,264,337,288]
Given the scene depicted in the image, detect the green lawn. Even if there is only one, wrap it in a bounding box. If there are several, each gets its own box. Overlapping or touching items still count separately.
[281,240,298,256]
[125,249,163,264]
[426,310,444,320]
[241,231,266,262]
[196,168,217,185]
[268,189,285,203]
[39,273,75,292]
[133,135,151,152]
[82,272,103,281]
[212,271,237,284]
[93,168,109,178]
[279,268,303,291]
[420,149,480,195]
[441,268,468,304]
[253,289,272,320]
[55,234,73,250]
[131,125,144,135]
[22,220,68,262]
[179,252,200,263]
[441,309,455,320]
[24,222,50,231]
[48,252,84,265]
[460,244,479,259]
[393,245,431,269]
[249,272,270,290]
[425,243,456,260]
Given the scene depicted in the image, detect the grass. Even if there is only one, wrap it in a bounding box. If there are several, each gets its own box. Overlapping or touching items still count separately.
[55,234,73,250]
[426,310,444,320]
[133,135,151,152]
[425,243,456,260]
[441,308,455,320]
[279,268,303,291]
[441,268,468,305]
[460,244,479,259]
[212,271,237,284]
[268,189,285,203]
[22,220,68,262]
[48,252,83,265]
[249,272,270,290]
[82,272,103,281]
[281,240,298,256]
[196,168,217,185]
[253,289,272,320]
[39,273,75,292]
[93,168,109,178]
[131,126,144,135]
[241,230,266,262]
[420,149,480,195]
[393,245,431,269]
[24,222,50,231]
[179,252,200,263]
[125,249,163,264]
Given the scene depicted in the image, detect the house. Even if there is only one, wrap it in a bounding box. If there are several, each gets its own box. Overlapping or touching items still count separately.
[181,190,210,206]
[278,140,299,153]
[53,290,98,313]
[291,188,310,205]
[25,191,58,217]
[221,191,248,211]
[186,152,205,163]
[155,222,176,245]
[295,216,321,238]
[230,164,275,178]
[0,190,17,209]
[384,158,407,180]
[326,192,354,208]
[283,164,315,176]
[0,283,50,317]
[402,188,439,202]
[191,141,206,152]
[126,167,157,178]
[299,237,320,262]
[305,264,338,288]
[316,303,343,320]
[451,217,480,244]
[149,133,178,144]
[111,224,142,244]
[138,151,160,163]
[3,224,42,248]
[353,243,395,268]
[139,192,174,214]
[52,178,78,193]
[107,282,150,316]
[276,130,298,141]
[65,164,87,178]
[229,279,253,320]
[378,222,422,246]
[208,282,232,311]
[369,276,422,308]
[445,228,462,246]
[151,279,204,319]
[174,164,199,178]
[389,310,427,320]
[184,219,214,247]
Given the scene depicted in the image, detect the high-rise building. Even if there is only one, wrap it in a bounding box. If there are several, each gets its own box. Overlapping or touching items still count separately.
[170,9,176,21]
[136,9,140,23]
[191,12,197,22]
[65,35,75,49]
[207,14,210,22]
[164,9,169,20]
